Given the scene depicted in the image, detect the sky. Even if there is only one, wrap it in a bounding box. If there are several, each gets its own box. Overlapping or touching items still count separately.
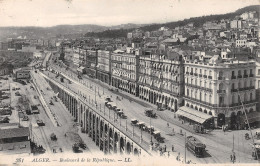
[0,0,259,27]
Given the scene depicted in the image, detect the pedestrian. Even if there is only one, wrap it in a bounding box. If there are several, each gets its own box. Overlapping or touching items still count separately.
[233,154,236,162]
[168,151,170,158]
[230,154,233,161]
[172,145,174,152]
[164,145,167,152]
[167,122,169,127]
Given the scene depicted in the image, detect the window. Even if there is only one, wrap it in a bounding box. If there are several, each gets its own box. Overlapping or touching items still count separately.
[219,96,224,106]
[238,82,241,89]
[204,70,207,75]
[219,83,224,90]
[191,68,193,73]
[258,69,260,75]
[250,80,253,87]
[187,89,189,96]
[244,80,247,87]
[244,70,247,75]
[232,95,235,104]
[250,69,253,75]
[232,83,235,89]
[200,69,202,74]
[250,93,253,101]
[238,70,241,76]
[259,80,260,89]
[232,71,235,76]
[244,93,247,102]
[209,70,212,76]
[204,93,207,102]
[219,71,223,77]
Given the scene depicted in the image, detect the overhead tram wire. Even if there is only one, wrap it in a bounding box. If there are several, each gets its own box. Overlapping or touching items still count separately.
[237,90,258,160]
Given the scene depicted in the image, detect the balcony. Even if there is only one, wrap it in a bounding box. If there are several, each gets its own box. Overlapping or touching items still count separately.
[185,72,189,75]
[249,74,254,77]
[218,77,225,80]
[194,73,198,76]
[218,104,227,107]
[231,76,236,79]
[190,72,193,75]
[206,88,213,92]
[239,88,244,91]
[231,89,238,92]
[237,75,242,78]
[208,76,212,79]
[217,90,226,93]
[244,87,250,90]
[199,74,202,77]
[203,75,207,78]
[244,75,248,78]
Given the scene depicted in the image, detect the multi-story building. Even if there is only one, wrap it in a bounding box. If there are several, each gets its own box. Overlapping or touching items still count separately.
[97,50,111,85]
[236,40,247,47]
[79,48,87,66]
[72,47,80,66]
[138,51,184,111]
[86,50,97,78]
[182,55,257,129]
[111,48,140,96]
[255,59,260,112]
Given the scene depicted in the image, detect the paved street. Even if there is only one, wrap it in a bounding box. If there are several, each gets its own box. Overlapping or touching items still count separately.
[44,55,259,164]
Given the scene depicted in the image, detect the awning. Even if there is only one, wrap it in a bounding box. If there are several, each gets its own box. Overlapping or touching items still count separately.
[176,106,213,124]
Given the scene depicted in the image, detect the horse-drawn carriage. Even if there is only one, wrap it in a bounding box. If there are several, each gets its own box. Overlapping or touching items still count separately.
[137,122,146,130]
[153,130,165,143]
[50,133,57,141]
[131,119,138,126]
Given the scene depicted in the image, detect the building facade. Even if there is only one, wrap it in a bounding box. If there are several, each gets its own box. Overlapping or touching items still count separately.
[138,52,184,111]
[111,49,140,96]
[183,56,256,129]
[86,50,97,78]
[97,50,111,85]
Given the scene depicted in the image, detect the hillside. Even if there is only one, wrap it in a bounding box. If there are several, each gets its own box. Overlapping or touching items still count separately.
[86,5,260,38]
[0,23,145,40]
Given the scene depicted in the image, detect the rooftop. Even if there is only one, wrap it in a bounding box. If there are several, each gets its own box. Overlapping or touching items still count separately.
[0,127,30,139]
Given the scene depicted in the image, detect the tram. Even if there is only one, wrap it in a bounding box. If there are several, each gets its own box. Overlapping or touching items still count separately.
[186,136,206,157]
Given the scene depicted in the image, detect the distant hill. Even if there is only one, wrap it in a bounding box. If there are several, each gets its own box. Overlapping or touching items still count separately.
[86,5,260,38]
[0,23,145,40]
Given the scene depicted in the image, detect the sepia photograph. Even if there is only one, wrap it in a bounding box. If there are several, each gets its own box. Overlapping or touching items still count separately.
[0,0,259,165]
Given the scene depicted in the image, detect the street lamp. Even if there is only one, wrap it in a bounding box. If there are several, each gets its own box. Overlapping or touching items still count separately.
[150,116,153,144]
